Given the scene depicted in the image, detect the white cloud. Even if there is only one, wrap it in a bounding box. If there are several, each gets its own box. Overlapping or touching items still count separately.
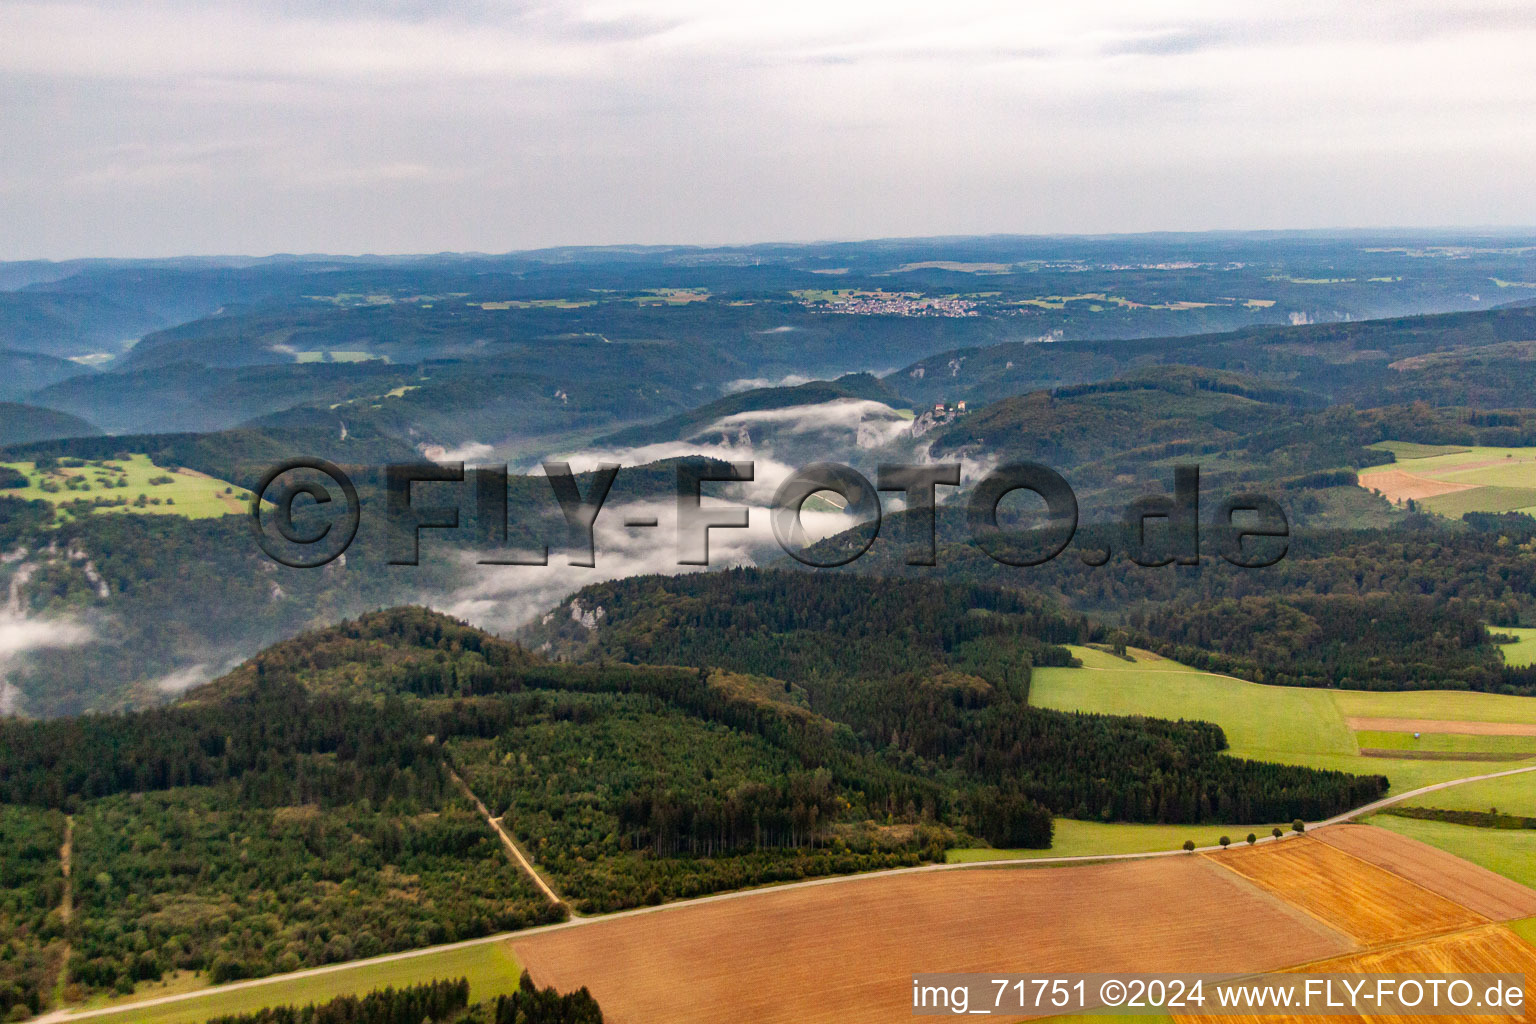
[724,372,813,392]
[708,398,912,447]
[152,662,215,694]
[0,613,94,661]
[439,488,869,634]
[0,611,94,715]
[442,396,923,631]
[426,440,498,462]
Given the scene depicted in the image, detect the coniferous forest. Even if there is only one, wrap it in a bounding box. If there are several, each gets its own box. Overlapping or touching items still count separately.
[202,974,604,1024]
[0,577,1393,1007]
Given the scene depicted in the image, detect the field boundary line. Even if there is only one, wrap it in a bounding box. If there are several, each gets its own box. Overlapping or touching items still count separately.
[47,815,74,1011]
[1195,845,1359,950]
[1249,920,1515,978]
[1199,839,1367,949]
[1309,828,1496,930]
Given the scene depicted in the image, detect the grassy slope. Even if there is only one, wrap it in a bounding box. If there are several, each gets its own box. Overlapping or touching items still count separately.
[1401,771,1536,814]
[1368,441,1470,460]
[1513,917,1536,949]
[75,939,522,1024]
[946,819,1285,863]
[1028,647,1536,811]
[0,453,246,521]
[1332,687,1536,724]
[1423,486,1536,516]
[1496,626,1536,668]
[1040,647,1356,763]
[1365,815,1536,890]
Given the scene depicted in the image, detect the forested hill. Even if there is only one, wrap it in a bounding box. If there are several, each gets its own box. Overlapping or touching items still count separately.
[917,364,1386,517]
[812,510,1536,696]
[519,568,1084,688]
[0,402,101,445]
[0,596,1390,1011]
[182,601,1386,840]
[890,304,1536,408]
[189,605,545,704]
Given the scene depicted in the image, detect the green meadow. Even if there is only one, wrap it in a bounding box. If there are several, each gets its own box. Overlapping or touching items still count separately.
[0,454,248,521]
[946,818,1286,863]
[1331,686,1536,724]
[1401,771,1536,816]
[1026,647,1536,814]
[1369,441,1469,460]
[1037,646,1355,764]
[1512,917,1536,949]
[75,938,523,1024]
[1495,626,1536,668]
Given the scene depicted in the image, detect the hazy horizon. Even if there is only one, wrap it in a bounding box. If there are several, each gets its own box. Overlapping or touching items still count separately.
[4,0,1536,260]
[7,224,1536,267]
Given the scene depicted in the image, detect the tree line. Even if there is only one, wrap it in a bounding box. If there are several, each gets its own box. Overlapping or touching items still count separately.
[201,974,604,1024]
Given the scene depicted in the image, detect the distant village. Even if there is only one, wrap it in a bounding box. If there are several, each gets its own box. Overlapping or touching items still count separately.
[802,292,979,317]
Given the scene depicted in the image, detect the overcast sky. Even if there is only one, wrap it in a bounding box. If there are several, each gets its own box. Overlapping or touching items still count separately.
[2,0,1534,258]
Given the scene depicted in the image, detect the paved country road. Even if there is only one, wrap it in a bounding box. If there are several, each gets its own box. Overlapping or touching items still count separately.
[31,761,1536,1024]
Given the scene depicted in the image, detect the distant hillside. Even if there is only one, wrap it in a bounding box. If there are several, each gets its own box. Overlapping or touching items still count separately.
[0,290,173,359]
[0,403,99,445]
[26,360,405,435]
[913,364,1390,523]
[239,348,707,455]
[0,262,323,360]
[889,305,1536,409]
[0,349,84,401]
[594,373,911,448]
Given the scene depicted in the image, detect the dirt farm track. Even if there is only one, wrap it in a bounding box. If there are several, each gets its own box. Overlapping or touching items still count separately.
[512,826,1536,1024]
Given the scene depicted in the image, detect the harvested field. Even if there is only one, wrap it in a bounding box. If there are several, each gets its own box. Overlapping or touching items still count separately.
[1356,468,1474,502]
[1205,837,1487,946]
[1313,824,1536,922]
[513,858,1352,1024]
[1367,815,1536,890]
[1347,717,1536,737]
[1174,924,1536,1024]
